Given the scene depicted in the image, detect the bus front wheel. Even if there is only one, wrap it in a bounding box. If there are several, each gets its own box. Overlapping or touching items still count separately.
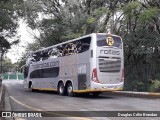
[58,82,65,95]
[67,82,74,97]
[29,82,35,92]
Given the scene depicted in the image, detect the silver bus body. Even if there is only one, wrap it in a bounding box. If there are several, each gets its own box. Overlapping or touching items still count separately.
[23,33,124,95]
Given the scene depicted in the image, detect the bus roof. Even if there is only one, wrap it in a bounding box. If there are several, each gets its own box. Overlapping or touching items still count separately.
[31,33,120,54]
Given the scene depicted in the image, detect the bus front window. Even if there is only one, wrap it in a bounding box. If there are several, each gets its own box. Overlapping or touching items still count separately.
[97,35,122,48]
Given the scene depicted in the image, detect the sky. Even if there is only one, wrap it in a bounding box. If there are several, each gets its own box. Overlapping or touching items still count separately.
[6,19,36,63]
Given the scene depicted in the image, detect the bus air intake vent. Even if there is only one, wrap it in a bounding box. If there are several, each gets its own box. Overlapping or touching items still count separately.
[99,59,121,72]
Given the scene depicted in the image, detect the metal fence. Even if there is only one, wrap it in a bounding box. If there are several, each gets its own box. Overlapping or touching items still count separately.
[2,73,24,80]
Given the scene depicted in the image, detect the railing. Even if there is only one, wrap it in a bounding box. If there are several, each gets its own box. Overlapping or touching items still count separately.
[2,73,24,80]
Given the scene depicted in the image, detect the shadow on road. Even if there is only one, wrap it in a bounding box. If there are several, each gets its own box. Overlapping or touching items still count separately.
[29,90,114,99]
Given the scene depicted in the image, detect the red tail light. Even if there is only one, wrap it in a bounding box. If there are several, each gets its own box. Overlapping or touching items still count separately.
[121,69,124,82]
[92,68,100,83]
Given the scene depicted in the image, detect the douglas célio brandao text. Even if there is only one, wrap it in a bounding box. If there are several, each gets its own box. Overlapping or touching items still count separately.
[118,112,158,117]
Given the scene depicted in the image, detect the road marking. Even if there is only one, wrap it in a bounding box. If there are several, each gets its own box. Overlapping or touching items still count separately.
[10,96,92,120]
[10,96,42,111]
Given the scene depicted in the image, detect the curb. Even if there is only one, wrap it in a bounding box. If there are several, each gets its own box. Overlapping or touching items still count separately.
[104,91,160,98]
[4,85,13,120]
[0,84,3,102]
[0,84,13,120]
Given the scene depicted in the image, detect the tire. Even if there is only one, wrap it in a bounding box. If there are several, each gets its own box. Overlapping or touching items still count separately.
[92,92,101,97]
[58,82,65,95]
[67,82,74,97]
[28,82,35,92]
[31,84,35,92]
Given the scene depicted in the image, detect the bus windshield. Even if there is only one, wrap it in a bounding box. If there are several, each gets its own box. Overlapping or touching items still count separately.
[97,34,122,47]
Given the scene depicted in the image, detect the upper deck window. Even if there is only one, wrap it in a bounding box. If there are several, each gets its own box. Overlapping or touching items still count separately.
[49,36,91,57]
[62,37,91,56]
[97,35,122,47]
[28,36,91,62]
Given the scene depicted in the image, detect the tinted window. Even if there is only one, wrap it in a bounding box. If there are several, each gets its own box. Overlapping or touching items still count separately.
[97,35,122,47]
[62,37,91,56]
[30,37,91,61]
[30,67,59,78]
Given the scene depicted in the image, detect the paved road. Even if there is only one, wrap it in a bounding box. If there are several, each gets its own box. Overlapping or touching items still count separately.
[2,80,160,120]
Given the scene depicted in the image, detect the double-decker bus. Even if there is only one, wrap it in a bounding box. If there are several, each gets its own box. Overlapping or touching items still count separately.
[23,33,124,96]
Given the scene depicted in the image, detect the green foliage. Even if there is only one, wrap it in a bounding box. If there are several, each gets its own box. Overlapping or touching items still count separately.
[138,8,160,23]
[124,69,147,92]
[17,0,160,92]
[0,0,19,34]
[2,57,14,73]
[124,1,140,11]
[86,17,96,25]
[136,82,146,92]
[0,36,10,57]
[0,0,21,58]
[148,80,160,92]
[21,0,121,49]
[93,7,110,19]
[123,1,141,16]
[0,36,19,58]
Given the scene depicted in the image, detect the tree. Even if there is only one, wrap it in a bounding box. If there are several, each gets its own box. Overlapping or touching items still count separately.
[20,0,160,91]
[2,57,14,73]
[21,0,122,48]
[0,0,23,73]
[121,0,160,91]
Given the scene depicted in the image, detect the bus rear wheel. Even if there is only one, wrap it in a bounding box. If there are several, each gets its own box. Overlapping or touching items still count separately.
[67,82,74,97]
[58,82,65,95]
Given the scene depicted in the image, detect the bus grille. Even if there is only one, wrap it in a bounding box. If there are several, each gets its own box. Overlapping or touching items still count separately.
[99,59,121,72]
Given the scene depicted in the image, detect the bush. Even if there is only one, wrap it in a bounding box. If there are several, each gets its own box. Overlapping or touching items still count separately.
[124,80,147,92]
[136,82,146,92]
[148,80,160,92]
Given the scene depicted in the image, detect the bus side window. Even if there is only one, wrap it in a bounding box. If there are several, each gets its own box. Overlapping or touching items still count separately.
[76,37,91,53]
[61,37,91,56]
[48,47,62,58]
